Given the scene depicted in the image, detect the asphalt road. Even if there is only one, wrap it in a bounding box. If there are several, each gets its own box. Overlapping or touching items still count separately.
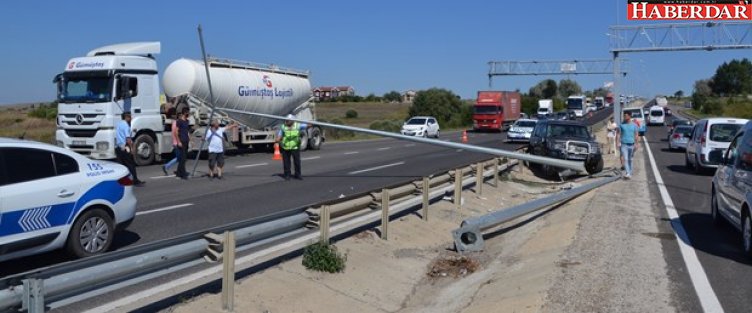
[645,110,752,313]
[0,109,613,277]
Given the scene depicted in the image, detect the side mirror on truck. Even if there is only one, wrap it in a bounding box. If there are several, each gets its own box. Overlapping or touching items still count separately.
[117,76,138,100]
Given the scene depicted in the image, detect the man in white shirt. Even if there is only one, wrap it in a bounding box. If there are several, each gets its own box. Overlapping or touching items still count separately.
[206,120,238,180]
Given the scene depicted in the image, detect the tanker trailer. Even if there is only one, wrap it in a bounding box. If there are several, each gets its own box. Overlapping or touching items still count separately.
[162,58,324,152]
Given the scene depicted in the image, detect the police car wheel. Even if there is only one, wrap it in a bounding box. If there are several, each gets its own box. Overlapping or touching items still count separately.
[66,208,114,258]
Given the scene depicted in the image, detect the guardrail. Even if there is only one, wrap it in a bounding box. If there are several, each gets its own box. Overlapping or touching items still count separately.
[0,156,518,313]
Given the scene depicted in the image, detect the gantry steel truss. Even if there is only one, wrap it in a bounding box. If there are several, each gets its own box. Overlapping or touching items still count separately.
[487,59,627,88]
[608,21,752,53]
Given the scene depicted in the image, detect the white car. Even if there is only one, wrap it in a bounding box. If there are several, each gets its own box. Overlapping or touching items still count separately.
[0,138,136,262]
[686,117,749,173]
[507,119,537,142]
[401,116,440,138]
[648,106,666,126]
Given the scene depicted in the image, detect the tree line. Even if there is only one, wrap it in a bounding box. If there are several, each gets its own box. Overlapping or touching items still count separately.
[692,58,752,118]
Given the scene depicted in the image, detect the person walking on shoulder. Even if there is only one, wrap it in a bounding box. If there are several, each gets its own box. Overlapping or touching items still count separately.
[616,112,640,179]
[207,120,238,180]
[276,114,309,180]
[115,112,145,186]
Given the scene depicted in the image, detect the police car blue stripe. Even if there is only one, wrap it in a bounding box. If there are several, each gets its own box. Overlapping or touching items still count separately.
[0,180,124,237]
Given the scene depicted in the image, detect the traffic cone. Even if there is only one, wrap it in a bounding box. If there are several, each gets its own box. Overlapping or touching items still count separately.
[462,130,468,143]
[272,143,282,161]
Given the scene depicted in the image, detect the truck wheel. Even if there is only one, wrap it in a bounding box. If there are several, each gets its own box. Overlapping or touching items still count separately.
[585,154,604,175]
[308,127,322,150]
[66,208,114,258]
[299,132,309,151]
[133,134,155,166]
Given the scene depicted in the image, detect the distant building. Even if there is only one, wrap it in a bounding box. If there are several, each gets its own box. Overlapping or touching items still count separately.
[402,90,416,103]
[313,86,355,101]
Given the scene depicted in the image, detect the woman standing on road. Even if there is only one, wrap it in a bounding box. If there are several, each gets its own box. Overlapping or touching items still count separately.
[606,117,617,154]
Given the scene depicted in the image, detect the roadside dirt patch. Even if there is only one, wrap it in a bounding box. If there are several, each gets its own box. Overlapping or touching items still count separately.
[427,253,482,279]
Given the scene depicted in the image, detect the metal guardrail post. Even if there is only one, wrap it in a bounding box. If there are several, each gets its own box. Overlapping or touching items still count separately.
[320,205,330,244]
[493,158,500,188]
[221,231,236,312]
[381,189,389,240]
[454,169,462,210]
[476,163,483,195]
[422,177,429,221]
[22,279,44,313]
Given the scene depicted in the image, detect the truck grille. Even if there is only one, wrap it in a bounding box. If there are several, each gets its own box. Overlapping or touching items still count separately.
[66,130,98,138]
[566,141,590,155]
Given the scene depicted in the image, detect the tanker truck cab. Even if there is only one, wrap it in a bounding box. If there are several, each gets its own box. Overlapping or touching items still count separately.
[55,42,166,165]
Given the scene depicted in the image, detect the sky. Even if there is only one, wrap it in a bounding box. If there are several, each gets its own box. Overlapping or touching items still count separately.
[0,0,750,105]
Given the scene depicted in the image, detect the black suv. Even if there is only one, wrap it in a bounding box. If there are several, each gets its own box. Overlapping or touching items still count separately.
[528,120,604,175]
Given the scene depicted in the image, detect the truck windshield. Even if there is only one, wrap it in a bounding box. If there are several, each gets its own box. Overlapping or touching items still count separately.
[58,72,113,103]
[566,99,583,110]
[474,106,499,114]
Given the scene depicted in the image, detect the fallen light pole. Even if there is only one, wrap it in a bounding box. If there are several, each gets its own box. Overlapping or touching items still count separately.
[217,110,589,173]
[452,173,621,252]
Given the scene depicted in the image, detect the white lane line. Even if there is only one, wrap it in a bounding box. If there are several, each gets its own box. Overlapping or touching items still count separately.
[404,144,416,147]
[344,151,360,155]
[136,203,194,216]
[348,162,405,175]
[643,136,724,313]
[236,162,268,169]
[377,147,392,151]
[302,156,321,161]
[150,175,175,180]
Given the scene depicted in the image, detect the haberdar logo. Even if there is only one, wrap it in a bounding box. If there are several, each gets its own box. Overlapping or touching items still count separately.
[68,62,75,70]
[262,75,272,88]
[628,0,752,20]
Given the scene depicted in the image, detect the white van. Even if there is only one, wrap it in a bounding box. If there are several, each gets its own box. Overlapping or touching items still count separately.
[648,106,665,126]
[686,117,749,173]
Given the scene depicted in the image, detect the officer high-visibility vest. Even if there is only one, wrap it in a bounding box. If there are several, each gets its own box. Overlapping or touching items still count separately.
[281,123,301,150]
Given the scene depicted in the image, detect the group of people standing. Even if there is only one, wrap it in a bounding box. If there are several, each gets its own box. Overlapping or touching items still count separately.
[115,109,307,184]
[606,112,641,179]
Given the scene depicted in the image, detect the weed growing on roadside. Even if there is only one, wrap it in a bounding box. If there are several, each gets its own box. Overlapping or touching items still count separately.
[302,242,347,273]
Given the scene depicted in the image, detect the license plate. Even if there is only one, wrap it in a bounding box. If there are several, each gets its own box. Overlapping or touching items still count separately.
[73,140,86,146]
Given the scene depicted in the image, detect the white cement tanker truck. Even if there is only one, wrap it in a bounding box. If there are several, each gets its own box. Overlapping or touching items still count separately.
[54,42,324,165]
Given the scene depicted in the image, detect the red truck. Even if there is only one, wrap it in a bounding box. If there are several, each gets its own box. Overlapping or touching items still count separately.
[472,91,521,132]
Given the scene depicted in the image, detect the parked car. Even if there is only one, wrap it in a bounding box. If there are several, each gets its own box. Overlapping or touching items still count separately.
[622,108,647,136]
[686,117,749,173]
[0,138,136,262]
[648,106,666,126]
[401,116,440,138]
[668,125,693,151]
[528,120,604,176]
[667,119,694,140]
[507,119,537,142]
[710,121,752,255]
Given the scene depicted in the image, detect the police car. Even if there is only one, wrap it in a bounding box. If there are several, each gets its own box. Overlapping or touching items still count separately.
[0,138,136,262]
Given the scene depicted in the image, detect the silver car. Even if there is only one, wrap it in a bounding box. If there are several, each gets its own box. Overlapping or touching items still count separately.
[710,121,752,256]
[507,119,537,142]
[668,125,692,151]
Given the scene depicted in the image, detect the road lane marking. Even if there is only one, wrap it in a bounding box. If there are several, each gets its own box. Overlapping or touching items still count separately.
[344,151,360,155]
[377,147,392,151]
[236,162,268,169]
[348,162,405,175]
[643,136,724,313]
[302,156,321,161]
[150,175,176,179]
[136,203,194,216]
